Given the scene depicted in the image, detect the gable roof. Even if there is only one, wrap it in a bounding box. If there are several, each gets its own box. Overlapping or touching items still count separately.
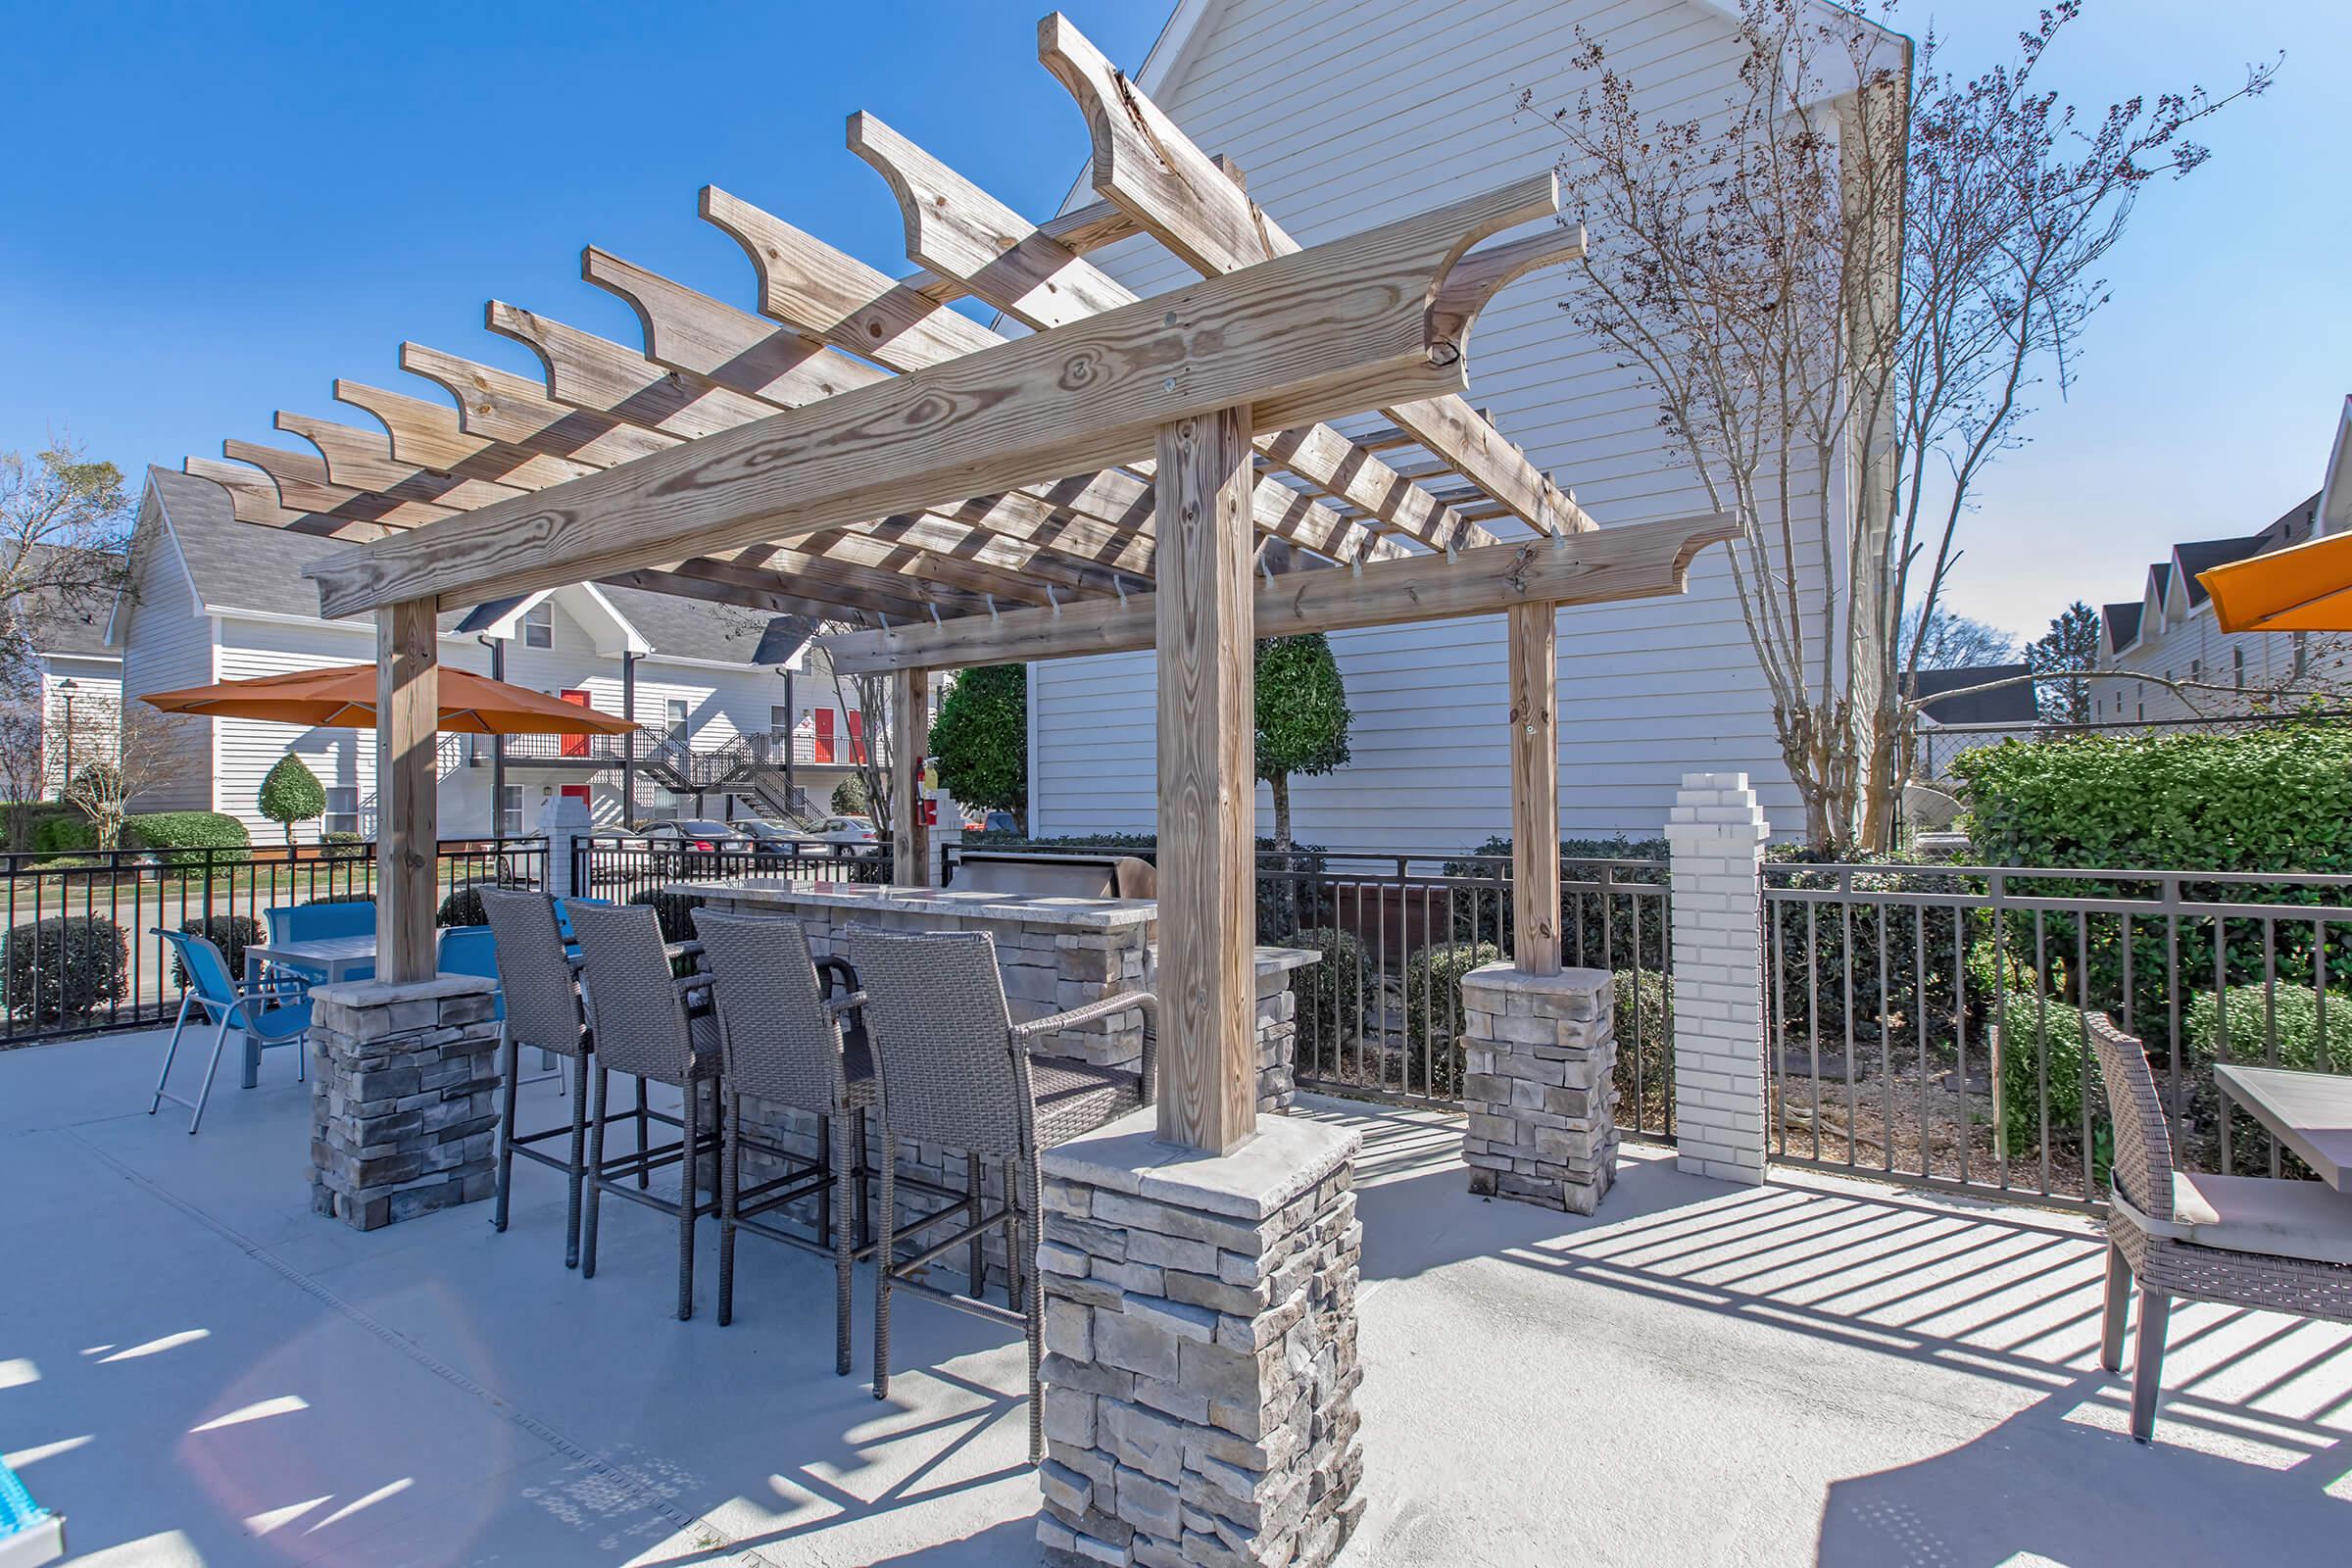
[142,467,784,665]
[1909,663,2038,726]
[2173,536,2265,608]
[2102,601,2142,654]
[14,544,122,660]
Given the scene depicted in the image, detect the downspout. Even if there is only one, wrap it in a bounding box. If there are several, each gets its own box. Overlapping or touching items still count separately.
[621,650,640,826]
[782,666,796,813]
[480,635,506,836]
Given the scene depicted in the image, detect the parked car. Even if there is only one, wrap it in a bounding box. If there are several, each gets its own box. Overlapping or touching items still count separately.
[635,817,738,871]
[963,810,1021,834]
[799,815,877,846]
[729,819,802,863]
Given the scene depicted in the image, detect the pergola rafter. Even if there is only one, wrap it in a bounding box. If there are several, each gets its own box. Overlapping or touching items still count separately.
[174,13,1733,1155]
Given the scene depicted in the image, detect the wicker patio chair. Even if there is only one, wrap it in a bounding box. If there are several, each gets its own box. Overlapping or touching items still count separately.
[480,890,599,1266]
[847,925,1155,1463]
[690,909,882,1371]
[566,899,723,1320]
[2088,1013,2352,1442]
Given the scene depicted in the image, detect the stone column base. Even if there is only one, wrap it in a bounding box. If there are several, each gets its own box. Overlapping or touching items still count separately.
[309,976,502,1231]
[1037,1111,1364,1568]
[1459,963,1619,1215]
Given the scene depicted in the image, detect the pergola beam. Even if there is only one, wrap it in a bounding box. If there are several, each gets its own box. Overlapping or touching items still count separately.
[1039,13,1599,539]
[306,176,1557,620]
[821,512,1738,673]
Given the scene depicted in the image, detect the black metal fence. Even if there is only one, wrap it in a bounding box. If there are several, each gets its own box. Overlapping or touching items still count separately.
[0,837,549,1048]
[572,833,889,906]
[1762,861,2352,1209]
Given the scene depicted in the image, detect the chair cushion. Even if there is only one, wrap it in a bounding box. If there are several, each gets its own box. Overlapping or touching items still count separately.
[2170,1170,2352,1267]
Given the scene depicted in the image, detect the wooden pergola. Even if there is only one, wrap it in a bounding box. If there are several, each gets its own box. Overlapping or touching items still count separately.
[190,15,1731,1154]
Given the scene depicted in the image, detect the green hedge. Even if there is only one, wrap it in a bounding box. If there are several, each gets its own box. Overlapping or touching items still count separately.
[627,888,706,945]
[1397,945,1671,1109]
[30,814,95,856]
[3,915,128,1023]
[126,811,249,868]
[1288,926,1366,1076]
[318,832,370,860]
[1440,835,1670,964]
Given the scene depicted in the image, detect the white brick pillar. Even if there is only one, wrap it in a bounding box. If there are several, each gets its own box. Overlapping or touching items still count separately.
[1665,771,1768,1184]
[538,793,593,902]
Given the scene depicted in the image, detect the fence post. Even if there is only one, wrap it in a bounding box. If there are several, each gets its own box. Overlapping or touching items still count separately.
[539,794,593,903]
[1666,771,1769,1185]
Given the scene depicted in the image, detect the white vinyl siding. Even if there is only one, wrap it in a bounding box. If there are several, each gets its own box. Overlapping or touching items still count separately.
[117,496,215,813]
[1030,0,1815,849]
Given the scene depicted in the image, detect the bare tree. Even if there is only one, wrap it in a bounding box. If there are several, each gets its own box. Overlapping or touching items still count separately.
[0,441,134,689]
[0,697,48,849]
[1531,0,2274,845]
[1899,605,2018,671]
[59,700,188,851]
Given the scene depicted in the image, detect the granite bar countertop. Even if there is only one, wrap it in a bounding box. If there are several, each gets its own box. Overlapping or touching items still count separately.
[671,878,1159,931]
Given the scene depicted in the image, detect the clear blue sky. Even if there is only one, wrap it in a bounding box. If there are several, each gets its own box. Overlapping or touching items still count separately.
[0,1,2342,646]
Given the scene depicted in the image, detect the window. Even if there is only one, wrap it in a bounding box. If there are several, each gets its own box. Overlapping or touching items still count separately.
[770,705,790,739]
[2189,659,2201,683]
[499,785,522,837]
[665,698,689,741]
[2233,648,2245,689]
[522,600,553,649]
[323,786,359,837]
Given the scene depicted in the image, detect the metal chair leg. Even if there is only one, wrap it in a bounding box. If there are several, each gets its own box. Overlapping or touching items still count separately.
[832,1106,855,1377]
[1020,1156,1044,1466]
[492,1027,520,1233]
[564,1050,590,1268]
[150,997,194,1113]
[187,1015,234,1134]
[2100,1240,2130,1373]
[580,1068,610,1280]
[873,1136,897,1400]
[677,1076,700,1321]
[2131,1290,2172,1443]
[718,1092,740,1328]
[966,1154,986,1303]
[637,1076,652,1191]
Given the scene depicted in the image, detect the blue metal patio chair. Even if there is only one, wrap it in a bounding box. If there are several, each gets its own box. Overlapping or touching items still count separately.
[264,899,377,988]
[149,929,315,1134]
[551,896,609,948]
[436,925,504,1022]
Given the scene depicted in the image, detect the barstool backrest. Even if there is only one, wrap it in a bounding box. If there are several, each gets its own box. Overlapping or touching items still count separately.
[567,899,695,1085]
[2085,1012,2176,1221]
[480,890,585,1056]
[848,926,1027,1158]
[692,910,843,1114]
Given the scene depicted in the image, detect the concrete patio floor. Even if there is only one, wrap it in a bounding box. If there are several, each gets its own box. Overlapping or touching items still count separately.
[5,1027,2352,1567]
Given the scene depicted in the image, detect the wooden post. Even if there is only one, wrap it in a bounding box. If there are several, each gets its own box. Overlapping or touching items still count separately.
[1507,603,1561,975]
[376,598,439,984]
[1154,405,1257,1154]
[891,665,929,886]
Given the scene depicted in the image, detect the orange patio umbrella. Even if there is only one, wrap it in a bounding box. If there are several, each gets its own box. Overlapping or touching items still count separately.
[139,663,637,735]
[2198,531,2352,633]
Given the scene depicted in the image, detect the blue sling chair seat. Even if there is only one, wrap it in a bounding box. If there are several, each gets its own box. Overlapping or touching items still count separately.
[149,929,314,1134]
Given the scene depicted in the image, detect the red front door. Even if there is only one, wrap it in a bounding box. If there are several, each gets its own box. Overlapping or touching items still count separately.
[811,708,835,765]
[559,690,592,758]
[560,784,590,803]
[847,710,866,764]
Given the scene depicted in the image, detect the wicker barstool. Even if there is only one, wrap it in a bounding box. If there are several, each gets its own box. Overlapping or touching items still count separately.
[2088,1013,2352,1442]
[479,889,595,1265]
[847,925,1155,1463]
[567,900,723,1320]
[690,909,883,1371]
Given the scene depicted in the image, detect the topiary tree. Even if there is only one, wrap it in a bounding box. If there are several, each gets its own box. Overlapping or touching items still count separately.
[927,663,1026,832]
[1254,634,1351,852]
[258,754,327,849]
[830,774,869,816]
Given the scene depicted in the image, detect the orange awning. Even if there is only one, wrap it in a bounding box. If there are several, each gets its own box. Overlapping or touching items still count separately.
[2199,531,2352,634]
[140,664,638,735]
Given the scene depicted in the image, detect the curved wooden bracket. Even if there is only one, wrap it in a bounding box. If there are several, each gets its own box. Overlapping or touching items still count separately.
[1426,222,1589,367]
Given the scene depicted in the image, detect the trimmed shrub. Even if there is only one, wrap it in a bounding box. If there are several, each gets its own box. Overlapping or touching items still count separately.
[830,776,868,815]
[437,883,490,928]
[1401,941,1499,1097]
[928,663,1026,825]
[172,914,263,989]
[3,915,128,1023]
[318,832,370,860]
[30,815,96,856]
[258,755,327,847]
[1288,926,1366,1076]
[126,811,249,869]
[2184,984,2352,1074]
[1442,834,1671,964]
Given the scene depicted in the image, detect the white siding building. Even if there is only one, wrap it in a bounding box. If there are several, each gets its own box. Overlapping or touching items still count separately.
[112,468,872,842]
[1026,0,1888,851]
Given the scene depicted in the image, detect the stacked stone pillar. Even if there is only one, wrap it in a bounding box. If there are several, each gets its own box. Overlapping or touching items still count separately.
[1036,1112,1364,1568]
[1664,771,1769,1184]
[1459,965,1618,1213]
[309,975,503,1230]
